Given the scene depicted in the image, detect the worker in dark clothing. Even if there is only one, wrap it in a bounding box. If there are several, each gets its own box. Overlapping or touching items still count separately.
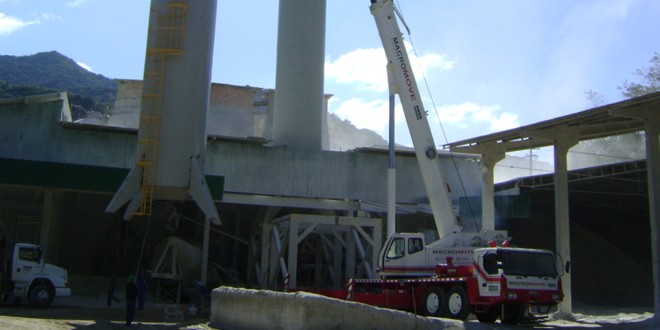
[107,273,120,306]
[126,275,138,326]
[136,270,147,310]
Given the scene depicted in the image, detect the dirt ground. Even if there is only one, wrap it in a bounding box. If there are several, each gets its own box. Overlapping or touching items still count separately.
[0,295,213,330]
[0,294,656,329]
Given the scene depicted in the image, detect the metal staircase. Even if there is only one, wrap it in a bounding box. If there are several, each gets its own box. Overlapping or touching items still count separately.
[136,1,187,216]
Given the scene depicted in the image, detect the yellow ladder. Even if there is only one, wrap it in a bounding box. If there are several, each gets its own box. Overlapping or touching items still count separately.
[136,1,187,216]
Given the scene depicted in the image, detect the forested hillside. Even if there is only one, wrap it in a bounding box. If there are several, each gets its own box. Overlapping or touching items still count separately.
[0,51,116,118]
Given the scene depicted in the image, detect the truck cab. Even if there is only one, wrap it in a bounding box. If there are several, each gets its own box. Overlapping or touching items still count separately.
[2,243,71,307]
[469,247,564,323]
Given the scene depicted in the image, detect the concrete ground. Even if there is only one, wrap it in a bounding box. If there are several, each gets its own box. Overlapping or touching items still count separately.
[0,292,656,330]
[0,294,212,329]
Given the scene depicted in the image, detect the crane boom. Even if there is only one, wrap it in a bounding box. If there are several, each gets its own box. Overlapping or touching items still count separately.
[370,0,460,240]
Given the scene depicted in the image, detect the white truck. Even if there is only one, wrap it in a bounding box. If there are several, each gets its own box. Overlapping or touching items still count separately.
[1,243,71,307]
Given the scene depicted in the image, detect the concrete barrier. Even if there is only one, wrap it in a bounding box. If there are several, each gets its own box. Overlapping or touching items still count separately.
[211,286,464,330]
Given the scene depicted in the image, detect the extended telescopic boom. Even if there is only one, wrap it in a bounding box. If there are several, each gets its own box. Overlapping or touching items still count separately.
[369,0,460,240]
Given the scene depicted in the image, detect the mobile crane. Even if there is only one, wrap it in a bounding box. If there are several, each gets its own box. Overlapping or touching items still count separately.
[300,1,566,324]
[370,0,508,278]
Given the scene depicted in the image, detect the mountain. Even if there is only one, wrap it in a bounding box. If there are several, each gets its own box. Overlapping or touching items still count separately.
[0,51,116,116]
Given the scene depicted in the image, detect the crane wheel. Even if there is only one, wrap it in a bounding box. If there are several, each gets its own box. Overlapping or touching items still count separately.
[422,286,446,317]
[501,303,524,324]
[476,310,498,323]
[446,286,471,320]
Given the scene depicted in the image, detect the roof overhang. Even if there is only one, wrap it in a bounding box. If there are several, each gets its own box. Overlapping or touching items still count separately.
[444,92,660,154]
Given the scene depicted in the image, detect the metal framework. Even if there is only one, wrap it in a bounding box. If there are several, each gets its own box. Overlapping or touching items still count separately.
[257,214,382,290]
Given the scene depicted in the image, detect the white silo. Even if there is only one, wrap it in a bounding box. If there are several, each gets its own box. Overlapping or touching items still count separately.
[106,0,220,225]
[272,0,327,150]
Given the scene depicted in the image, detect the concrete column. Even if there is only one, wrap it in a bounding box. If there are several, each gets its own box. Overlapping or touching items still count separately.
[645,111,660,317]
[40,190,64,263]
[273,0,327,150]
[345,231,356,279]
[288,219,299,289]
[259,221,272,288]
[554,130,578,316]
[40,190,54,259]
[387,93,396,236]
[480,151,505,231]
[201,217,210,285]
[333,237,342,288]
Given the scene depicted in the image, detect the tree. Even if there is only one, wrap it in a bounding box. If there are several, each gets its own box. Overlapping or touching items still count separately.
[573,52,658,169]
[584,89,607,107]
[619,52,660,98]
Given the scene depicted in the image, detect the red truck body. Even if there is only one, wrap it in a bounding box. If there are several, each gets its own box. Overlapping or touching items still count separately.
[300,247,564,324]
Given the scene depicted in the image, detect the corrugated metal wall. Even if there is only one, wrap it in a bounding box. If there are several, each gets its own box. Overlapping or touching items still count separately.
[0,98,484,206]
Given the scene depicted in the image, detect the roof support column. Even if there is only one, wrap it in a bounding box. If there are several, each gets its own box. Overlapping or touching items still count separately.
[553,128,579,316]
[644,110,660,317]
[611,104,660,317]
[480,148,505,231]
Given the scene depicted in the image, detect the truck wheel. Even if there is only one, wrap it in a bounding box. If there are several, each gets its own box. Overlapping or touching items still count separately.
[422,286,446,317]
[28,284,54,307]
[446,286,471,320]
[476,310,498,323]
[501,303,524,324]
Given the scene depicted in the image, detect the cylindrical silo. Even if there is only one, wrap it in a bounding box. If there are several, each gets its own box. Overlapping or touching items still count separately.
[107,0,221,225]
[272,0,327,150]
[144,0,216,196]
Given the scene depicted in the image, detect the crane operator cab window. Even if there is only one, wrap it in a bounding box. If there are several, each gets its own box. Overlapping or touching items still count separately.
[408,238,423,254]
[386,237,406,259]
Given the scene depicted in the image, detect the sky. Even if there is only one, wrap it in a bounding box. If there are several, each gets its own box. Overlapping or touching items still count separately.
[1,0,659,157]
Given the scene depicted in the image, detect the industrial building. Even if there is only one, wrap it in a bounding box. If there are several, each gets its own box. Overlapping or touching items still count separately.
[0,89,485,292]
[1,0,659,320]
[1,87,659,310]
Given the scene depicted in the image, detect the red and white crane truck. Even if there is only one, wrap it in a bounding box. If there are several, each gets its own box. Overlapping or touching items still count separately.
[332,242,565,324]
[305,0,568,324]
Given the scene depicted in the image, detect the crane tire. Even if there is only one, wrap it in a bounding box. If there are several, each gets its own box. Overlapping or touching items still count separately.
[446,285,471,320]
[501,303,524,324]
[422,286,446,317]
[476,310,498,323]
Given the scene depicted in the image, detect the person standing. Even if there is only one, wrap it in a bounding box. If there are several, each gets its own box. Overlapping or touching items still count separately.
[136,271,147,310]
[125,275,138,326]
[107,273,120,307]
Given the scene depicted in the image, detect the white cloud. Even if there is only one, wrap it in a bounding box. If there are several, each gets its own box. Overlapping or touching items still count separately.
[40,13,62,21]
[435,102,519,132]
[0,13,37,35]
[325,42,455,93]
[77,62,93,72]
[326,48,388,92]
[66,0,90,8]
[332,97,391,134]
